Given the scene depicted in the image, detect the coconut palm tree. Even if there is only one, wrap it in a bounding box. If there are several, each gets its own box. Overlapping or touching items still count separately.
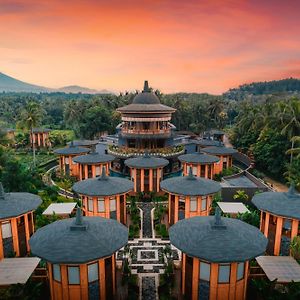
[19,101,45,167]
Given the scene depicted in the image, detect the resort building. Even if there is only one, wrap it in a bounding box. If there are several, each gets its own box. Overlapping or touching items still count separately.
[73,149,114,180]
[54,142,90,177]
[29,208,128,300]
[160,169,221,225]
[252,185,300,256]
[169,210,268,300]
[0,182,42,259]
[178,152,220,179]
[30,128,51,148]
[109,81,183,176]
[203,129,225,142]
[125,153,169,192]
[72,171,133,225]
[202,143,238,174]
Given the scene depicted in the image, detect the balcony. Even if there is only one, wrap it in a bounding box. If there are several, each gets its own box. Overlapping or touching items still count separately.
[108,144,185,158]
[121,128,171,138]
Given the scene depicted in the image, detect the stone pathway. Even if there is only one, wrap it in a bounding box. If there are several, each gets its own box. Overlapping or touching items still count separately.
[117,202,180,300]
[138,202,154,238]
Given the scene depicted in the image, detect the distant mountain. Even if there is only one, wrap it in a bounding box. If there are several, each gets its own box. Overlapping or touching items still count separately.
[57,85,110,94]
[224,78,300,101]
[0,72,111,94]
[0,72,51,93]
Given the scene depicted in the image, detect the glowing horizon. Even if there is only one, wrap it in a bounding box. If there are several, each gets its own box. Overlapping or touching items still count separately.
[1,0,300,94]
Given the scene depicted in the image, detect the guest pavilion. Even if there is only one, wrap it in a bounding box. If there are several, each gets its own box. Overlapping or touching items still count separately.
[169,210,267,300]
[160,169,221,225]
[252,185,300,256]
[30,208,128,300]
[0,183,41,259]
[72,170,133,225]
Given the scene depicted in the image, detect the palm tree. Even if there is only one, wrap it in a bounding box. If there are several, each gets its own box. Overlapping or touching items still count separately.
[19,101,45,167]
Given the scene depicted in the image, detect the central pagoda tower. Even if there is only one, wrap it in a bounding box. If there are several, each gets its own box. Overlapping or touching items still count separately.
[116,81,176,150]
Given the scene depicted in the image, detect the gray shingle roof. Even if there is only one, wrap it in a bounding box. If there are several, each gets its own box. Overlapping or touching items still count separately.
[117,81,175,113]
[125,154,169,169]
[72,172,133,196]
[32,128,51,133]
[178,152,220,164]
[29,209,128,264]
[160,169,221,196]
[66,140,99,147]
[169,213,268,263]
[0,183,42,220]
[73,152,114,164]
[195,139,223,147]
[252,186,300,220]
[202,145,238,155]
[54,142,90,155]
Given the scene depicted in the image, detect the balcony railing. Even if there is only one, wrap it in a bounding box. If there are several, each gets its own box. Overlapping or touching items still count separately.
[108,144,185,158]
[121,128,170,135]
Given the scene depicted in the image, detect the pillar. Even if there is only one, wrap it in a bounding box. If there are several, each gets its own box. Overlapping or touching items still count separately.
[24,213,30,253]
[141,169,144,192]
[174,195,179,223]
[0,223,4,259]
[192,259,200,300]
[263,213,269,237]
[149,169,153,191]
[274,217,283,255]
[99,259,106,300]
[11,218,20,256]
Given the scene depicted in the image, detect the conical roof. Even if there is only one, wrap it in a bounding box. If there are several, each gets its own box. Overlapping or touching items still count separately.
[169,209,268,263]
[125,152,169,169]
[160,168,221,196]
[73,148,114,164]
[29,208,128,264]
[72,168,133,196]
[178,152,220,164]
[0,182,42,219]
[117,81,175,113]
[252,185,300,220]
[54,141,90,155]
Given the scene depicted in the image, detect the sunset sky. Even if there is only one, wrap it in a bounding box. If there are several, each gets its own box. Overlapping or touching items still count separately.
[1,0,300,94]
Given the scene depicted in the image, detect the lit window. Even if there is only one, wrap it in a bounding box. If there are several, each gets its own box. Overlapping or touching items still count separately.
[65,157,69,164]
[218,264,230,283]
[199,262,210,281]
[97,198,105,212]
[110,198,116,211]
[190,197,197,212]
[1,221,12,239]
[88,198,94,212]
[68,266,80,284]
[201,197,207,211]
[88,263,99,282]
[192,166,197,176]
[237,263,244,280]
[53,264,61,282]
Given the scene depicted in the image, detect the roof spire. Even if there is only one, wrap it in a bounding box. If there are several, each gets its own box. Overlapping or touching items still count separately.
[187,167,196,180]
[211,207,226,229]
[0,182,5,200]
[70,206,88,231]
[98,166,108,180]
[144,150,150,158]
[91,145,96,154]
[70,140,74,148]
[287,183,296,197]
[143,80,150,92]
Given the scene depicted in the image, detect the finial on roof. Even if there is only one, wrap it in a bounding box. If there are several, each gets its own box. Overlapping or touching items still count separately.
[287,183,296,196]
[70,140,74,147]
[70,206,88,231]
[143,80,150,92]
[75,206,83,225]
[98,166,108,180]
[91,145,96,154]
[144,150,150,158]
[218,140,222,147]
[187,167,196,180]
[0,182,5,200]
[211,207,227,229]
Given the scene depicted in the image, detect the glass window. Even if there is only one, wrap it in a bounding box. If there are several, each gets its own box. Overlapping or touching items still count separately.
[201,197,207,211]
[96,166,101,176]
[65,157,69,164]
[110,198,116,211]
[190,198,197,212]
[199,262,210,281]
[97,199,105,212]
[53,264,61,282]
[218,264,230,283]
[68,266,80,284]
[223,157,227,162]
[1,221,12,239]
[237,263,244,280]
[192,166,197,176]
[88,198,94,212]
[88,263,99,282]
